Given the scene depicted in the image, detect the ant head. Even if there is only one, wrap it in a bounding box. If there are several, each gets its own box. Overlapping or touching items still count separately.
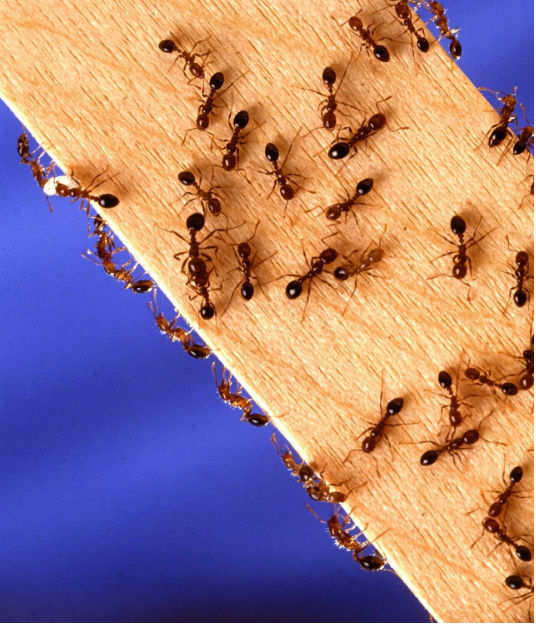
[98,194,119,209]
[323,111,337,129]
[438,370,453,389]
[207,198,222,216]
[320,248,338,264]
[500,382,518,396]
[237,241,251,258]
[357,178,374,195]
[186,212,205,231]
[373,45,390,63]
[196,113,209,130]
[368,113,386,130]
[322,66,336,86]
[265,142,279,162]
[326,205,342,221]
[362,436,376,453]
[450,215,466,235]
[233,110,249,129]
[386,397,403,415]
[515,251,529,266]
[178,170,196,186]
[348,16,363,31]
[209,72,224,90]
[417,37,429,53]
[452,263,467,279]
[280,184,295,200]
[367,248,383,264]
[465,367,480,381]
[158,39,177,53]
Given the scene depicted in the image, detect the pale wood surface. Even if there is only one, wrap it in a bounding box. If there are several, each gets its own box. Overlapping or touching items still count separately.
[0,0,533,621]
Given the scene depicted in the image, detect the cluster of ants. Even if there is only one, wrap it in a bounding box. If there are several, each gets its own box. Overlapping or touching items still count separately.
[16,0,533,617]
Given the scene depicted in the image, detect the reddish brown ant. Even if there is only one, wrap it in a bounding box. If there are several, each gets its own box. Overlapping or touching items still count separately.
[513,104,534,155]
[148,293,210,360]
[478,87,517,148]
[386,1,429,52]
[217,109,250,175]
[17,130,53,189]
[465,365,518,396]
[333,8,390,62]
[260,131,306,209]
[320,177,374,222]
[213,364,269,427]
[472,517,532,562]
[503,336,534,391]
[420,0,461,59]
[178,169,223,217]
[158,35,210,80]
[429,214,495,299]
[42,169,119,214]
[435,362,478,439]
[503,237,531,311]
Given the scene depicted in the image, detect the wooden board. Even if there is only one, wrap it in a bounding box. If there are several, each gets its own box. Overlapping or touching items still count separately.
[0,0,533,621]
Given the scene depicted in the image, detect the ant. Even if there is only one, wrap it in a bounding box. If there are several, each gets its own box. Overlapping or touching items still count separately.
[213,364,269,427]
[218,109,250,173]
[435,365,477,439]
[479,87,517,148]
[283,244,338,319]
[328,100,392,160]
[429,215,494,297]
[473,517,532,562]
[301,56,361,131]
[465,365,518,396]
[261,132,304,206]
[85,243,153,294]
[503,237,531,310]
[178,169,223,217]
[224,224,275,312]
[194,71,224,130]
[421,0,461,59]
[158,36,210,80]
[344,396,404,459]
[42,170,119,214]
[306,506,387,571]
[503,336,534,391]
[333,229,385,311]
[333,9,390,62]
[504,575,534,598]
[18,130,53,188]
[419,411,496,466]
[148,293,210,360]
[488,466,524,519]
[386,1,429,52]
[323,178,374,222]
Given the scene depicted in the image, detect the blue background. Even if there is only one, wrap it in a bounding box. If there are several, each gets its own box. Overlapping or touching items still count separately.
[0,2,533,622]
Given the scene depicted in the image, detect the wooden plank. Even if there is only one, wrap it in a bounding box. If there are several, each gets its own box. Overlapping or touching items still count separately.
[0,0,533,621]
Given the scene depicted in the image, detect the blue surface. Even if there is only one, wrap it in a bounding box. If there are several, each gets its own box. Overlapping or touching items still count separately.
[0,2,533,622]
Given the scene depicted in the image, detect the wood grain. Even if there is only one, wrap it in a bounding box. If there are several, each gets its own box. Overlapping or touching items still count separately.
[0,0,533,621]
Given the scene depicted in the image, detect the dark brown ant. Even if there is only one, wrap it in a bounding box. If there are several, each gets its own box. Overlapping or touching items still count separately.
[84,243,153,294]
[419,411,496,466]
[421,0,461,59]
[301,56,361,131]
[429,215,494,297]
[219,109,250,173]
[488,466,524,518]
[503,237,531,310]
[158,36,210,80]
[148,293,210,360]
[479,87,517,148]
[213,364,269,427]
[473,517,532,562]
[261,132,305,207]
[306,506,388,571]
[328,100,392,160]
[503,336,534,391]
[283,245,338,319]
[42,169,119,214]
[345,396,404,459]
[435,364,478,439]
[195,71,224,130]
[178,169,223,217]
[387,1,429,52]
[322,178,374,221]
[465,365,518,396]
[333,229,385,311]
[512,104,534,155]
[334,9,390,62]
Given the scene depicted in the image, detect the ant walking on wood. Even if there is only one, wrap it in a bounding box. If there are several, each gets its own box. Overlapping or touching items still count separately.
[213,364,269,426]
[333,7,390,62]
[503,236,531,311]
[478,87,517,148]
[158,35,210,81]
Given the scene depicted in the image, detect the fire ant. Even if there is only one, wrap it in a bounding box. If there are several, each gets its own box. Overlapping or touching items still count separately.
[333,8,390,62]
[328,99,393,160]
[178,169,223,217]
[271,434,347,503]
[194,71,224,130]
[333,229,385,311]
[218,109,250,173]
[301,55,361,131]
[42,170,119,214]
[465,365,518,396]
[148,293,210,360]
[429,215,495,298]
[17,130,53,188]
[503,237,531,310]
[306,506,388,571]
[472,517,532,562]
[435,364,477,439]
[419,411,496,466]
[479,87,517,148]
[387,1,429,52]
[261,132,305,207]
[421,0,461,59]
[213,364,269,427]
[503,336,534,391]
[158,36,210,80]
[282,243,338,320]
[322,178,374,222]
[488,466,524,518]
